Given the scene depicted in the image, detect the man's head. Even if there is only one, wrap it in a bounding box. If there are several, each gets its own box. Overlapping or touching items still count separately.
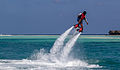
[83,11,87,15]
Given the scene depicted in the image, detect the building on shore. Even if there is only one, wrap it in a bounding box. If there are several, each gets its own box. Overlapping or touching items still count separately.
[109,30,120,35]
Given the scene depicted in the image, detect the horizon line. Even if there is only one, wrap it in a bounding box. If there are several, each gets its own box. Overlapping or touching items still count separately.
[0,33,109,35]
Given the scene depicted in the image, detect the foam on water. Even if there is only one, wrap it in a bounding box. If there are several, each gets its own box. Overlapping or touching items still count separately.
[0,59,101,70]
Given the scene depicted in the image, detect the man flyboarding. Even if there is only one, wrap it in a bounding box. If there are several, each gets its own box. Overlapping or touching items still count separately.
[74,11,88,32]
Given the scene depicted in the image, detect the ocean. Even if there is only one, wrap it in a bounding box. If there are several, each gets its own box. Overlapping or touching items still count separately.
[0,34,120,70]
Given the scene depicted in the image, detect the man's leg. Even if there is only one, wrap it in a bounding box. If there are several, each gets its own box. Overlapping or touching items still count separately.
[79,23,83,32]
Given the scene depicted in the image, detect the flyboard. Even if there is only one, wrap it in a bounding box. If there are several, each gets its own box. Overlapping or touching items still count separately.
[74,24,83,32]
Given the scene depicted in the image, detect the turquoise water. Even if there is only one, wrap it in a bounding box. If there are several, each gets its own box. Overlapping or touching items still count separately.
[0,35,120,70]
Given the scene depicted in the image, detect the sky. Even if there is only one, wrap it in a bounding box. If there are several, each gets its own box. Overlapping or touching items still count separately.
[0,0,120,34]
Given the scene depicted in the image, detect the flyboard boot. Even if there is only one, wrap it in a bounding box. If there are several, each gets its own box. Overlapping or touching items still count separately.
[79,27,83,32]
[74,24,83,32]
[74,24,79,28]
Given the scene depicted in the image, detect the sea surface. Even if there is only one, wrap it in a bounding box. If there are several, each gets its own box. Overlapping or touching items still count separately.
[0,35,120,70]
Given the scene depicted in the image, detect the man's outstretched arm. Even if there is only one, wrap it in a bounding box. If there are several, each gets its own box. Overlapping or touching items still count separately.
[85,18,88,25]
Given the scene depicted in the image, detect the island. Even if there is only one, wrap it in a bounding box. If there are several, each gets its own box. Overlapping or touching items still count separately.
[109,30,120,35]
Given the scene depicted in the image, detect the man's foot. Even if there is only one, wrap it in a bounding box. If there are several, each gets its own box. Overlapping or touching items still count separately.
[79,28,83,32]
[74,24,79,28]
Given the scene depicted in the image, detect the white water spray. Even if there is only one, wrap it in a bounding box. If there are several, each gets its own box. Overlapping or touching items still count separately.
[61,33,81,60]
[50,26,74,54]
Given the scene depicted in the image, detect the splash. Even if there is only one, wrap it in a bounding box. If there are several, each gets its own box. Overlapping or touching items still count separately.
[50,26,74,54]
[61,33,81,60]
[27,26,101,69]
